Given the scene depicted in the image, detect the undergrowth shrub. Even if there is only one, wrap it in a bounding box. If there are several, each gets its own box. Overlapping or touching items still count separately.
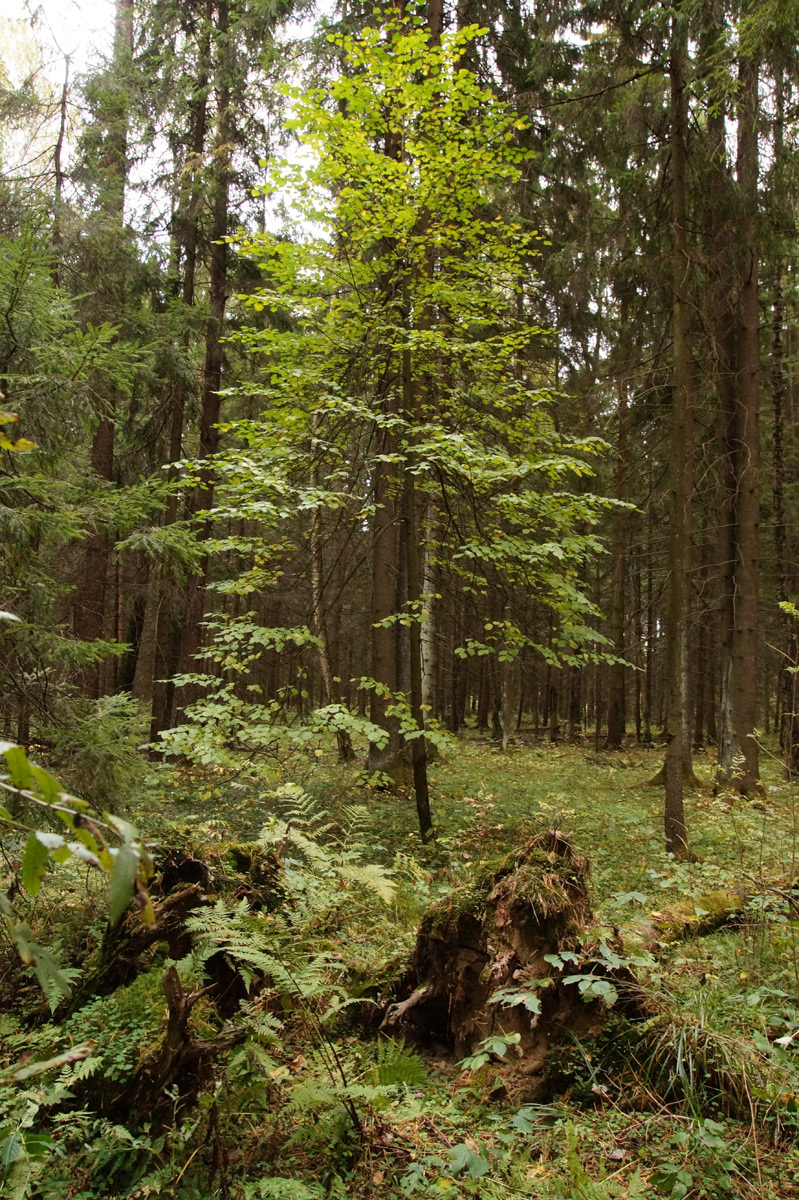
[45,693,149,810]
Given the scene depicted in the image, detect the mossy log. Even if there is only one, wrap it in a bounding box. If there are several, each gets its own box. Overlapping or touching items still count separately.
[381,831,603,1098]
[630,890,745,949]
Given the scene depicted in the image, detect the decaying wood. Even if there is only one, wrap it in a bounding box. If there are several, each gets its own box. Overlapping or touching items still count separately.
[631,889,745,949]
[127,966,246,1127]
[382,833,749,1101]
[382,831,602,1098]
[380,984,433,1032]
[67,884,207,1014]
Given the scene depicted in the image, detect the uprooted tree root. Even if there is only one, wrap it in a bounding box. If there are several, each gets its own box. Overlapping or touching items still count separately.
[381,831,755,1106]
[63,848,276,1126]
[381,830,614,1098]
[124,966,247,1129]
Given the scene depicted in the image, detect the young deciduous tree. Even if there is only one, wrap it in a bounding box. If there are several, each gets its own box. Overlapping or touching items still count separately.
[164,13,615,841]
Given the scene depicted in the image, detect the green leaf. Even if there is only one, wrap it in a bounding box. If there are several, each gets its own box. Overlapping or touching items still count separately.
[613,890,649,906]
[34,832,65,851]
[30,944,74,1007]
[490,985,542,1014]
[447,1143,490,1178]
[21,831,49,896]
[108,842,140,924]
[103,812,139,843]
[4,747,32,790]
[30,766,62,805]
[0,1132,22,1167]
[19,1132,56,1159]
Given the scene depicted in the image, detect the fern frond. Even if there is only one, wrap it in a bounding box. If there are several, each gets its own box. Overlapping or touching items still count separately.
[339,862,395,903]
[368,1037,428,1087]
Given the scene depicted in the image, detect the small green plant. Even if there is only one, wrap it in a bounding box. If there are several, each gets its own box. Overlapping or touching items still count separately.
[547,941,655,1007]
[650,1119,736,1199]
[459,1031,522,1074]
[367,1037,428,1089]
[563,1121,647,1199]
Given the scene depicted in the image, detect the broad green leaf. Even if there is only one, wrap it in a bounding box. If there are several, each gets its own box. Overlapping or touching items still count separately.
[108,842,140,924]
[19,1132,56,1158]
[0,1132,22,1167]
[30,766,62,804]
[35,832,65,851]
[447,1143,490,1178]
[3,747,32,790]
[21,831,49,896]
[65,842,102,869]
[103,812,139,843]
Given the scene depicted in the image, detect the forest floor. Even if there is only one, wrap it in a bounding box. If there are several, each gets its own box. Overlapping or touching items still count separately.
[5,734,799,1199]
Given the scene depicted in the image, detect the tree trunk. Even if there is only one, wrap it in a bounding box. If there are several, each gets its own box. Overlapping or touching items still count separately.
[150,19,211,745]
[310,435,355,764]
[705,38,740,789]
[664,16,692,857]
[175,0,232,711]
[421,497,440,719]
[725,45,761,793]
[367,425,405,775]
[770,79,799,773]
[72,0,133,698]
[605,382,627,749]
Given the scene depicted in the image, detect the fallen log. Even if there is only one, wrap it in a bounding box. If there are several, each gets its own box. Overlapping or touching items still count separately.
[630,890,745,951]
[66,883,207,1014]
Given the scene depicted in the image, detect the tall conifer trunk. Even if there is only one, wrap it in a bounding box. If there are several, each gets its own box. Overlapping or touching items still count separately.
[770,75,798,772]
[605,382,627,749]
[73,0,133,698]
[716,40,761,793]
[664,13,692,856]
[150,17,210,743]
[175,0,232,709]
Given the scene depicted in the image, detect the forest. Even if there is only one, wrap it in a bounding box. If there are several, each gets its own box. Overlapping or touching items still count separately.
[1,0,799,1195]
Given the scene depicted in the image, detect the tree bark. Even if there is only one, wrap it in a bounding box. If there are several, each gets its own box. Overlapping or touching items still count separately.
[72,0,133,697]
[150,29,211,744]
[309,430,355,764]
[605,382,627,749]
[724,44,761,793]
[769,77,799,773]
[664,16,692,857]
[175,0,232,711]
